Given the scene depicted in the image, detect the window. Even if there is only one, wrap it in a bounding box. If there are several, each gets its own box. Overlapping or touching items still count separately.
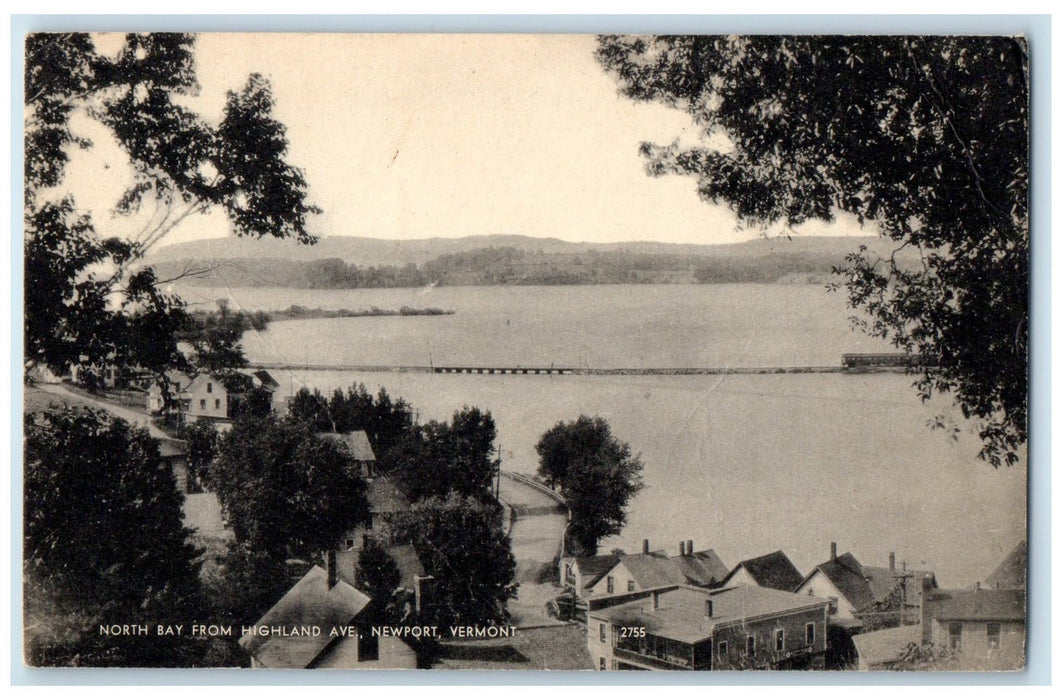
[200,399,206,409]
[805,622,815,646]
[718,641,728,659]
[987,622,1001,651]
[599,657,606,670]
[345,538,355,549]
[746,635,755,658]
[607,575,614,594]
[948,622,963,650]
[214,399,221,409]
[207,382,212,393]
[775,629,785,652]
[599,623,607,642]
[627,580,636,592]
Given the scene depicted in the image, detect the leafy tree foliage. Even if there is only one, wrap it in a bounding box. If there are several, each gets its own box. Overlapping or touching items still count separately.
[24,407,204,666]
[390,493,517,627]
[597,35,1028,465]
[24,32,318,383]
[210,415,370,560]
[356,538,403,619]
[288,384,413,457]
[536,415,644,556]
[383,407,498,502]
[180,418,219,491]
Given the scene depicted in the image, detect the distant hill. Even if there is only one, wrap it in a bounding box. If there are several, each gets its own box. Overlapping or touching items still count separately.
[145,234,922,289]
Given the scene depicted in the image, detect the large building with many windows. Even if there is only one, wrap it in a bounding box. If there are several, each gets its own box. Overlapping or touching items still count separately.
[586,584,831,670]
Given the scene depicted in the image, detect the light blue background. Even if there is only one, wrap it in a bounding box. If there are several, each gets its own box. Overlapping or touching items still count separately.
[10,13,1051,686]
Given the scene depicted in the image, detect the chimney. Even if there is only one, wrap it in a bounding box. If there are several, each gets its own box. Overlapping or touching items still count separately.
[679,541,686,556]
[704,599,713,618]
[920,577,934,644]
[643,539,649,555]
[650,591,660,611]
[889,552,896,571]
[687,539,694,556]
[830,542,837,561]
[326,549,338,589]
[976,581,982,591]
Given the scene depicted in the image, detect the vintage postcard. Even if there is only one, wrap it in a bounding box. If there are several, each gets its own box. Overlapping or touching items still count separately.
[21,32,1028,673]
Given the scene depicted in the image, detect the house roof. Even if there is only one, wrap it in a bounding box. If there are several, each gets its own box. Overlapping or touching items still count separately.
[585,552,682,591]
[926,588,1025,622]
[568,554,620,587]
[809,552,876,610]
[590,584,831,645]
[250,369,280,389]
[238,565,371,668]
[319,430,377,462]
[852,624,921,669]
[802,552,937,611]
[671,549,729,587]
[985,540,1027,590]
[726,550,804,591]
[366,476,411,514]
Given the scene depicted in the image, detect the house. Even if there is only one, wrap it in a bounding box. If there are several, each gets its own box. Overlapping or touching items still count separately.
[920,579,1025,669]
[718,550,804,592]
[985,539,1026,590]
[851,579,1025,670]
[794,543,937,627]
[560,553,620,593]
[583,540,728,598]
[185,373,237,422]
[318,430,378,478]
[340,475,412,550]
[587,584,831,670]
[147,371,193,414]
[239,555,417,669]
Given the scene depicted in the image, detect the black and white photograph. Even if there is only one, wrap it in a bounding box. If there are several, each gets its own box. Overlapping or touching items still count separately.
[20,30,1030,673]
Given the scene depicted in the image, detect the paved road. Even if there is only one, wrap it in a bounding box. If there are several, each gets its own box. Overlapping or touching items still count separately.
[32,383,171,439]
[497,473,570,628]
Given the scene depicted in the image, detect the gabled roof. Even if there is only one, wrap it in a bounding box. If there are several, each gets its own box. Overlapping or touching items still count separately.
[319,430,376,462]
[366,476,411,514]
[568,554,620,587]
[986,540,1027,590]
[809,552,876,610]
[238,565,371,668]
[801,552,937,611]
[726,550,804,591]
[671,550,729,587]
[926,588,1025,622]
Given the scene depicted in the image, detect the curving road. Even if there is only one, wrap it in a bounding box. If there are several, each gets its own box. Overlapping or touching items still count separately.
[497,472,570,627]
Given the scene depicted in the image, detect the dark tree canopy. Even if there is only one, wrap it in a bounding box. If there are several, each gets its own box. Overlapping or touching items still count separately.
[383,406,499,502]
[355,538,403,610]
[597,35,1028,465]
[390,492,517,628]
[536,415,644,556]
[24,407,204,666]
[287,384,413,457]
[210,415,370,560]
[24,32,319,382]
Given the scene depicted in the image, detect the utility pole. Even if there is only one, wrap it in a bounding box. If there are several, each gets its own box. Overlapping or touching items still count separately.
[892,560,914,626]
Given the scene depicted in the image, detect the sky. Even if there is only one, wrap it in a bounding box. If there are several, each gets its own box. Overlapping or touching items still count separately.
[58,33,869,249]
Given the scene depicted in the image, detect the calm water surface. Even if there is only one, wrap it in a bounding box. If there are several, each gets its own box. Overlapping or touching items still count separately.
[176,283,1027,586]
